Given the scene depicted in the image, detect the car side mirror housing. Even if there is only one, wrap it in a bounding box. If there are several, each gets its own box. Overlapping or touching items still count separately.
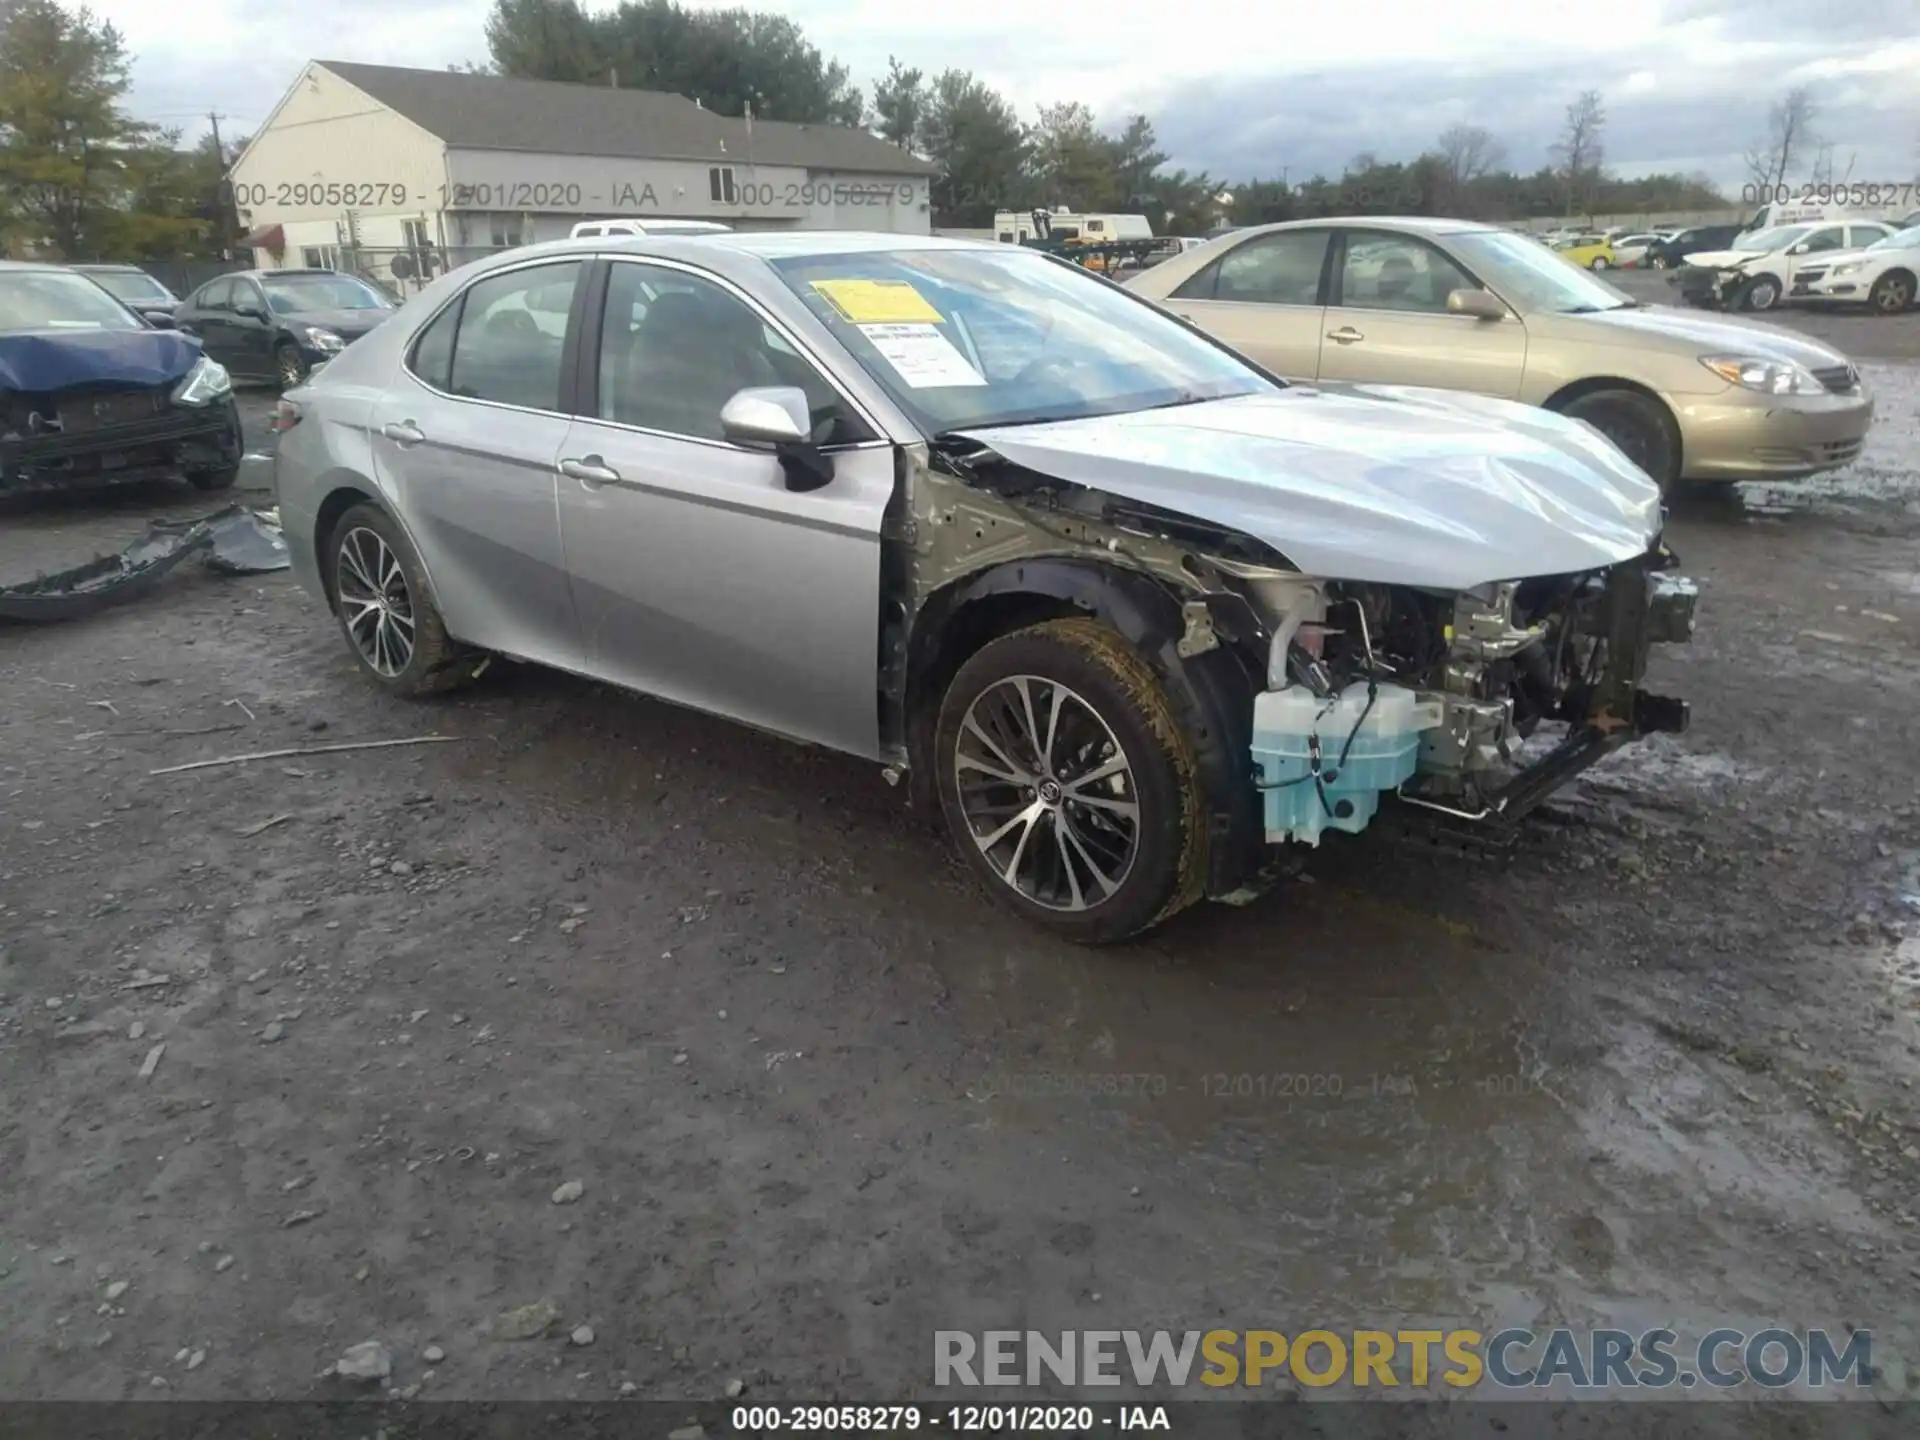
[1788,244,1807,255]
[721,385,834,493]
[721,386,811,446]
[1447,288,1505,321]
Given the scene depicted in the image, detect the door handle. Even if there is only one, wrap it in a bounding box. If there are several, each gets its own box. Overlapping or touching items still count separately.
[559,455,624,486]
[381,420,425,445]
[1326,327,1365,344]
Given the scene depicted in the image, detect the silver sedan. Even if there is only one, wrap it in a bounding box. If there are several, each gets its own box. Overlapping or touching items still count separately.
[273,232,1695,942]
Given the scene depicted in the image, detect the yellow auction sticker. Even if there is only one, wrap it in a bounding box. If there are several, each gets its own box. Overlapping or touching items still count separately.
[810,278,943,325]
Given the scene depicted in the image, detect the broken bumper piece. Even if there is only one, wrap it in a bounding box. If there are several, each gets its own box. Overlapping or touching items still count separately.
[0,505,288,623]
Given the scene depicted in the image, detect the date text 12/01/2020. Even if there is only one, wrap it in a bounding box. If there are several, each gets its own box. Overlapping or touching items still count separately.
[224,180,920,211]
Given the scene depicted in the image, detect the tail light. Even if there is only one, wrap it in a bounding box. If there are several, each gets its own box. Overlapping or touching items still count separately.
[272,399,302,433]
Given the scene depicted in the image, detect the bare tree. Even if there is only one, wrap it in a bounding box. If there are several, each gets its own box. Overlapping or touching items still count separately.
[1435,123,1507,214]
[1551,90,1606,216]
[1742,86,1817,194]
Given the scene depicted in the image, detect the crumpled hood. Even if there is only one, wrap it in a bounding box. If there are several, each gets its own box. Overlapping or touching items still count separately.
[0,328,203,393]
[1566,303,1847,367]
[1682,248,1768,269]
[954,387,1662,590]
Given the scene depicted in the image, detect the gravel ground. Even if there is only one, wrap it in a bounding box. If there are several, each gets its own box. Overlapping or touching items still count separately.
[3,300,1920,1416]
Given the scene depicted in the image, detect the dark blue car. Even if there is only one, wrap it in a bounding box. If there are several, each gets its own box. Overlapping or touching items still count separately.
[0,261,243,496]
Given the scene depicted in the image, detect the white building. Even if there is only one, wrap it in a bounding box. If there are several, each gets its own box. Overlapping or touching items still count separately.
[227,61,936,291]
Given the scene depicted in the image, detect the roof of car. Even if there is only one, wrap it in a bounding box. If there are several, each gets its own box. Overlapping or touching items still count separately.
[71,262,147,272]
[1210,215,1499,239]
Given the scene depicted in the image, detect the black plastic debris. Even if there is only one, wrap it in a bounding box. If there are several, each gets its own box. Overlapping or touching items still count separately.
[0,505,289,623]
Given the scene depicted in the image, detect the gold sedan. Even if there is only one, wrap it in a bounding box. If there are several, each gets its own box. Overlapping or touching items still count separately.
[1125,217,1873,492]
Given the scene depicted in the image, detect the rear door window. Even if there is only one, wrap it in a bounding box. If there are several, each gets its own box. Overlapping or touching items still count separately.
[445,260,582,411]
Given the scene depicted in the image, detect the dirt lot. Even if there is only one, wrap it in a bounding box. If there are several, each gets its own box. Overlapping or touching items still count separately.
[4,293,1920,1415]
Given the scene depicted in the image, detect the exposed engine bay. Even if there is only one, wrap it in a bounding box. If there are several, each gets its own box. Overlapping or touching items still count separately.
[903,437,1696,871]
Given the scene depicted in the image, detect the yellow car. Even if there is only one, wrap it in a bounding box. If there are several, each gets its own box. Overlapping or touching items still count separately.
[1552,234,1616,271]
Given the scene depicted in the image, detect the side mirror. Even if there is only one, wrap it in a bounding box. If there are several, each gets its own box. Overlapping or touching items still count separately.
[1788,244,1808,255]
[1447,288,1505,321]
[721,386,811,447]
[236,303,267,321]
[720,385,834,493]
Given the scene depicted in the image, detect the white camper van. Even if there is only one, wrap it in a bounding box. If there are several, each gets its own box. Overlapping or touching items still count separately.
[993,208,1155,244]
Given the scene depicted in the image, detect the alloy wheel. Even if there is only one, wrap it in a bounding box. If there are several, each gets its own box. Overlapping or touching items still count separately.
[1873,275,1913,314]
[952,675,1140,912]
[278,347,307,389]
[336,527,416,677]
[1746,279,1780,311]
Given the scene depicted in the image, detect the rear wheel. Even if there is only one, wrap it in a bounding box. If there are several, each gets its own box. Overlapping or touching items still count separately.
[1589,256,1611,270]
[1558,388,1680,495]
[934,618,1204,945]
[1869,270,1914,315]
[325,503,476,697]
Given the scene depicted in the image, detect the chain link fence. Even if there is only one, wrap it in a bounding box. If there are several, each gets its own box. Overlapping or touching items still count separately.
[329,244,511,300]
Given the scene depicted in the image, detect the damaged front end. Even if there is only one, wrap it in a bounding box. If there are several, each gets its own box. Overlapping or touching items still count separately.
[1244,554,1695,845]
[0,338,240,495]
[899,407,1697,897]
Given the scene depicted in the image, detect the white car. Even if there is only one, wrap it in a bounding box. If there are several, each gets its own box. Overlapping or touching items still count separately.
[568,219,733,239]
[1609,233,1664,268]
[1675,218,1899,312]
[1791,224,1920,314]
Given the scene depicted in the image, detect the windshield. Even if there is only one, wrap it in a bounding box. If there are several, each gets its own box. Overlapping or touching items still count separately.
[1735,225,1810,253]
[0,270,144,332]
[262,274,391,314]
[1447,229,1635,314]
[1867,225,1920,252]
[768,246,1275,433]
[85,269,174,303]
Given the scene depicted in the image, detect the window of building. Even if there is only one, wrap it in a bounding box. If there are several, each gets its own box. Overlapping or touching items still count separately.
[301,245,341,270]
[403,219,431,250]
[445,260,582,411]
[708,166,737,204]
[490,218,522,249]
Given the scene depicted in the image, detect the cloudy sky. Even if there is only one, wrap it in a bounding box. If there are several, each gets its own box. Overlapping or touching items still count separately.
[92,0,1920,192]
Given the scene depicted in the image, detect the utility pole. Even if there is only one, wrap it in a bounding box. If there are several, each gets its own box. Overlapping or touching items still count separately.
[208,111,237,256]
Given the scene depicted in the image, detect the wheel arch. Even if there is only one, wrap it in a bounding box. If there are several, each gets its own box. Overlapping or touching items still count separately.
[1543,376,1684,478]
[904,557,1265,901]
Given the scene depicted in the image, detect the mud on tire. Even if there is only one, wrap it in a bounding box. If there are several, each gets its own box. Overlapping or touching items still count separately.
[934,617,1206,945]
[325,502,477,698]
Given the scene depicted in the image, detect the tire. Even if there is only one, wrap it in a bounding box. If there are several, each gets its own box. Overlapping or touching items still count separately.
[1589,256,1611,270]
[1735,275,1781,312]
[275,341,308,390]
[324,502,476,697]
[1558,388,1680,494]
[1651,256,1670,270]
[934,617,1204,945]
[187,464,239,491]
[1869,269,1914,315]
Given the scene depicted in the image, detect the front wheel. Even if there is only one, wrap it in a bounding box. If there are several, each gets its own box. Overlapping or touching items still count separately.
[934,618,1204,944]
[186,464,239,491]
[1736,275,1782,312]
[275,341,308,391]
[1559,388,1680,495]
[1590,256,1611,270]
[1869,270,1914,315]
[325,503,477,697]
